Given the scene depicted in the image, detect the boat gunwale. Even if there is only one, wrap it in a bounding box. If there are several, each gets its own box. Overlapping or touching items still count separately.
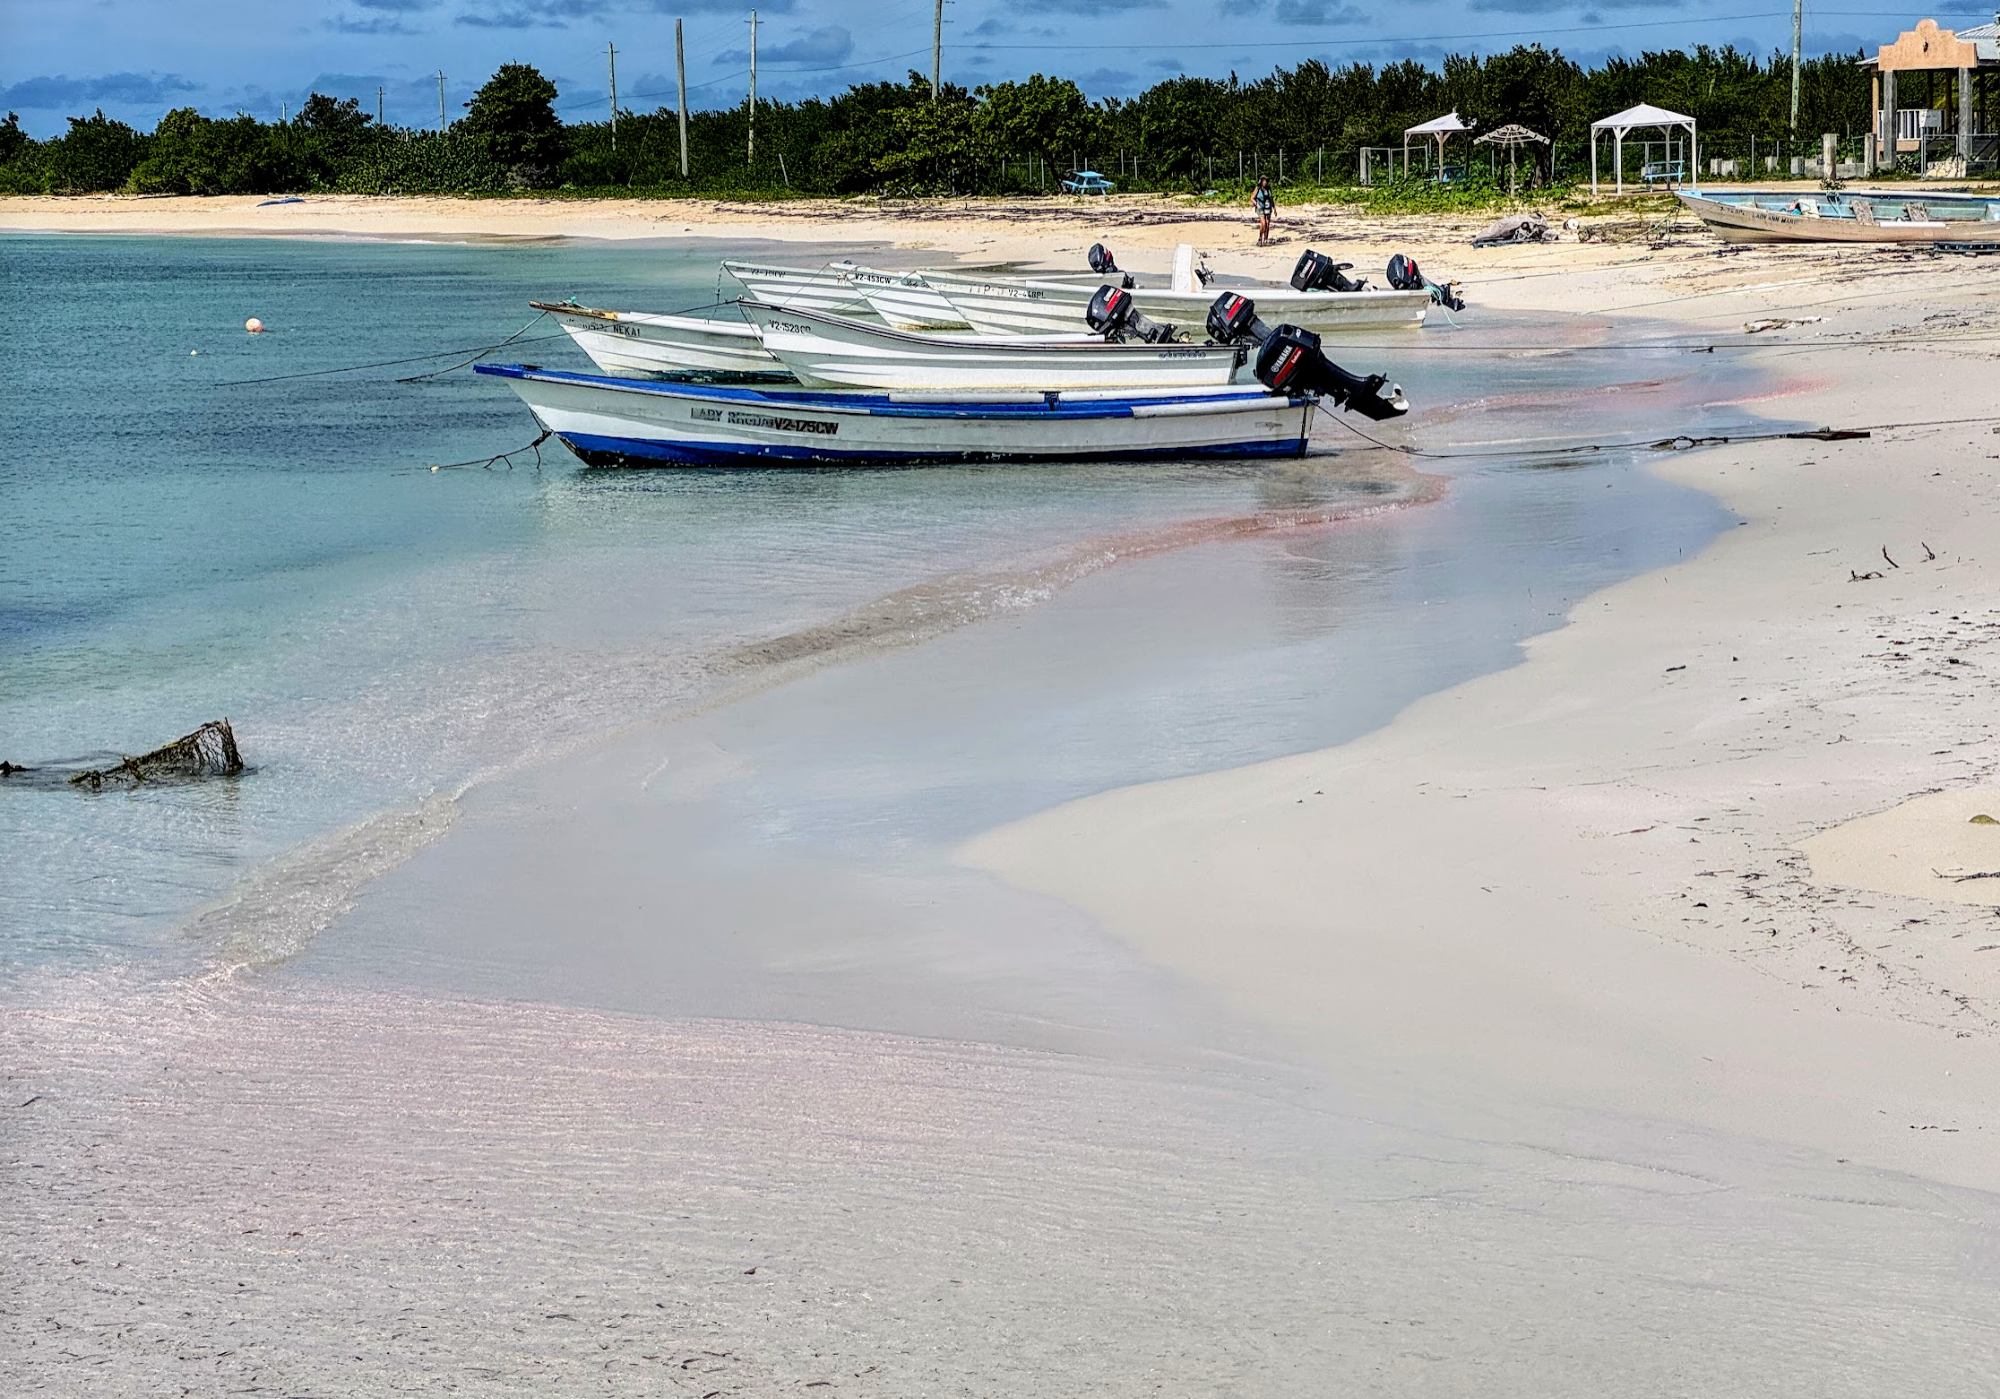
[475,363,1299,418]
[737,300,1243,358]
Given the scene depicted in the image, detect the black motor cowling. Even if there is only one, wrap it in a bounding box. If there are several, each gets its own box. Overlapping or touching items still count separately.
[1086,242,1135,288]
[1086,284,1180,344]
[1205,291,1408,421]
[1385,252,1465,312]
[1290,249,1369,294]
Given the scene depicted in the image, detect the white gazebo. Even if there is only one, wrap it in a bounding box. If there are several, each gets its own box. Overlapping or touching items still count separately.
[1590,102,1698,195]
[1404,110,1472,179]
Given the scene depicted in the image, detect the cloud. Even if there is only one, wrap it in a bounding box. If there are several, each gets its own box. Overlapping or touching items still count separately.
[1147,56,1185,69]
[1070,66,1139,93]
[1467,0,1653,11]
[1011,0,1162,9]
[1221,0,1365,20]
[970,17,1012,35]
[711,26,853,67]
[353,0,440,10]
[327,15,420,32]
[454,0,606,25]
[0,72,200,109]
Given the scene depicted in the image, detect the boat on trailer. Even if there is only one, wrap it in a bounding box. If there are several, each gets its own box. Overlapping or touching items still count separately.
[1675,187,2000,245]
[474,365,1317,467]
[532,301,787,378]
[922,268,1432,338]
[737,301,1249,391]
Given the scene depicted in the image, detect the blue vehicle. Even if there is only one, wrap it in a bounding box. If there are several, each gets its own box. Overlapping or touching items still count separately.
[1062,170,1116,195]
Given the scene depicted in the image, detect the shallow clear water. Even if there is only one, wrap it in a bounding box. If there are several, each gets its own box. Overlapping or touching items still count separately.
[1,232,1753,979]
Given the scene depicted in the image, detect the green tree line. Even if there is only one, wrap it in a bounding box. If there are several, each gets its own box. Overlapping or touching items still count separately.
[0,45,1884,199]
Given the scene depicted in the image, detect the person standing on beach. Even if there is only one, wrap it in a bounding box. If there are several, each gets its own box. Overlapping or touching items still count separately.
[1253,176,1275,246]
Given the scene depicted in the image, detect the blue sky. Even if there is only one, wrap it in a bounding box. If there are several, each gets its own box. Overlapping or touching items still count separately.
[1,0,1984,136]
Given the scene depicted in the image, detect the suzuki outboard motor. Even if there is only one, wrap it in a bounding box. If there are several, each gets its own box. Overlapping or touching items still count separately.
[1385,252,1465,312]
[1086,284,1180,344]
[1087,242,1136,288]
[1290,249,1369,294]
[1205,291,1408,421]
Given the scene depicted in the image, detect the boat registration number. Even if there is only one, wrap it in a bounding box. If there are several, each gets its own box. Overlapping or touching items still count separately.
[692,407,839,436]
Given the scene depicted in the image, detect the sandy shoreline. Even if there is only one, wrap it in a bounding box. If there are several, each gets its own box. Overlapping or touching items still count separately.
[11,198,2000,1388]
[966,230,2000,1191]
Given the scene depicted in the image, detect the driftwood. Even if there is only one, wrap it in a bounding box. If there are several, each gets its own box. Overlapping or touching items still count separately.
[66,720,244,790]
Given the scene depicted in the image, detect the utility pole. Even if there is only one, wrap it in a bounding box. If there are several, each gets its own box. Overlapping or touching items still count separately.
[1789,0,1803,130]
[608,42,619,151]
[437,71,446,132]
[747,10,759,162]
[376,85,384,125]
[676,18,690,177]
[931,0,943,100]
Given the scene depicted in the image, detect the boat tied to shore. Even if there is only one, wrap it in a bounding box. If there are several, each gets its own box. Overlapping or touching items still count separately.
[736,300,1252,391]
[475,367,1323,466]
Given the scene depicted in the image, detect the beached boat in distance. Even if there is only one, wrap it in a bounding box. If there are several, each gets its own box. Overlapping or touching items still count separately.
[474,365,1317,466]
[1675,187,2000,245]
[532,301,788,379]
[737,301,1249,391]
[923,268,1432,337]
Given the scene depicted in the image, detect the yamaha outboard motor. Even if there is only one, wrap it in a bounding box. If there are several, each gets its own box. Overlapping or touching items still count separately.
[1086,284,1180,344]
[1290,249,1369,294]
[1205,291,1408,421]
[1385,253,1465,312]
[1087,242,1136,288]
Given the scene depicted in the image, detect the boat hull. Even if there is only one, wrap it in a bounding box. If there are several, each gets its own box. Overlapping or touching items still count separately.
[924,271,1432,337]
[534,303,785,377]
[724,260,969,329]
[739,302,1249,391]
[1675,189,2000,245]
[474,365,1315,467]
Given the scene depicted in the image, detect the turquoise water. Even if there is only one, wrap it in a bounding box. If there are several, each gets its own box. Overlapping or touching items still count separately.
[1,233,1750,978]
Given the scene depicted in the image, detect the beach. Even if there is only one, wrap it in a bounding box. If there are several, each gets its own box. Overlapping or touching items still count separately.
[6,194,2000,1391]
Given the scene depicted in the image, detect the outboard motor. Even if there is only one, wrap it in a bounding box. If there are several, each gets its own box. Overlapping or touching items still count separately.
[1290,249,1369,294]
[1086,284,1180,344]
[1385,253,1465,312]
[1087,242,1136,288]
[1205,291,1408,421]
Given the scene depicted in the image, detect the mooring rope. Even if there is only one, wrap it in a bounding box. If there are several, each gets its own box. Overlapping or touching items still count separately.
[394,310,553,383]
[1330,409,2000,460]
[424,429,554,473]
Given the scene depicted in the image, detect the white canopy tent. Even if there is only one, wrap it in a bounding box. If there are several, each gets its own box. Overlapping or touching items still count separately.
[1590,102,1697,195]
[1404,110,1471,178]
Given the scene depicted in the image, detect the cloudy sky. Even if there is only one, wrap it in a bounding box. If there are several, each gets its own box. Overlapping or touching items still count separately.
[1,0,1982,136]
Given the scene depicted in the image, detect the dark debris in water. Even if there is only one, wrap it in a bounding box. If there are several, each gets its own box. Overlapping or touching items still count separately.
[1,719,245,791]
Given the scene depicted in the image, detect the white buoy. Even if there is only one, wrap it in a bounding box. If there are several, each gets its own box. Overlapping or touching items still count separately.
[190,349,199,356]
[245,317,264,333]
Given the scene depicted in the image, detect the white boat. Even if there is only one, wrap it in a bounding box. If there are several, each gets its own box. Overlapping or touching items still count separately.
[738,301,1249,391]
[532,301,785,378]
[923,269,1432,338]
[474,364,1316,467]
[723,259,969,330]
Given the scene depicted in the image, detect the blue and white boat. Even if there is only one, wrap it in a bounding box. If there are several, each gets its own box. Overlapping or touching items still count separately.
[474,365,1320,467]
